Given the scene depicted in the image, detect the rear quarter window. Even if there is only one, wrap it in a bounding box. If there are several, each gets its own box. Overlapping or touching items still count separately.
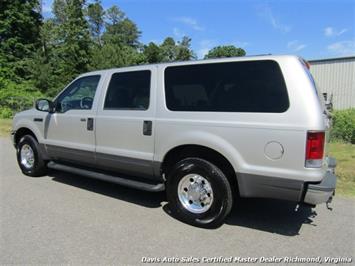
[164,60,289,113]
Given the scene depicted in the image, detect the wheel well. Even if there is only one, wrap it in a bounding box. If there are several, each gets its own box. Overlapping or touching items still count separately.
[14,128,37,146]
[162,145,239,194]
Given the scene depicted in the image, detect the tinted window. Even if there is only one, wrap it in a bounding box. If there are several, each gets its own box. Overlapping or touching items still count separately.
[56,75,100,113]
[104,71,151,110]
[165,60,289,112]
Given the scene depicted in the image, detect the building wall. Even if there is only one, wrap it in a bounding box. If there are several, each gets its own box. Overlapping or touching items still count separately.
[309,57,355,110]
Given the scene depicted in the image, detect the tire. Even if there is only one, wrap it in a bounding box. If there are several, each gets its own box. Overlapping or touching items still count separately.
[16,135,47,177]
[166,157,233,228]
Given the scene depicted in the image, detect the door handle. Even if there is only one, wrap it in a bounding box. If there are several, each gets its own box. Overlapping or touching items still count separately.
[143,120,152,136]
[80,118,86,122]
[87,118,94,131]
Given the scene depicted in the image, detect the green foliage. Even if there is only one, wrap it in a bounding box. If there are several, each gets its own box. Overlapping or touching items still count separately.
[34,0,92,96]
[143,42,162,63]
[29,19,67,96]
[52,0,67,24]
[0,107,13,119]
[176,36,196,61]
[88,4,144,70]
[330,109,355,144]
[0,79,44,118]
[160,37,177,61]
[86,0,105,44]
[103,6,141,47]
[90,43,144,70]
[56,0,92,79]
[143,36,195,63]
[0,0,42,81]
[204,45,246,59]
[0,0,44,118]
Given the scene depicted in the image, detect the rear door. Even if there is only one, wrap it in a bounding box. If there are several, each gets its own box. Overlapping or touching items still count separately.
[95,67,157,180]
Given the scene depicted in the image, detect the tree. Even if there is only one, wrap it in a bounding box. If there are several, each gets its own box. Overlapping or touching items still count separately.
[204,45,246,59]
[90,43,144,70]
[29,19,61,95]
[143,42,162,63]
[54,0,92,83]
[89,4,145,70]
[157,36,195,62]
[0,0,42,80]
[87,0,105,45]
[105,5,125,25]
[103,6,141,47]
[52,0,67,24]
[160,37,177,62]
[0,0,45,117]
[176,36,195,61]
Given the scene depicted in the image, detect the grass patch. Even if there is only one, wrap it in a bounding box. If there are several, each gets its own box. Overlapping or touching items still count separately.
[328,142,355,197]
[0,118,12,137]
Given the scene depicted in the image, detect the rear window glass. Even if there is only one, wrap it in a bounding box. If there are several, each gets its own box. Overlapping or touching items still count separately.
[104,70,151,110]
[164,60,289,112]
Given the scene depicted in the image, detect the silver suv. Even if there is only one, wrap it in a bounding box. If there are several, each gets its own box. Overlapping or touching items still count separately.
[11,55,337,227]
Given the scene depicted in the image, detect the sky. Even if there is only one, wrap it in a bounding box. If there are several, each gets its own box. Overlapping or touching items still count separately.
[42,0,355,60]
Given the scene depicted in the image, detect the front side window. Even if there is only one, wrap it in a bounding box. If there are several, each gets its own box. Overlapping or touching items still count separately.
[104,70,151,110]
[55,75,100,113]
[165,60,289,113]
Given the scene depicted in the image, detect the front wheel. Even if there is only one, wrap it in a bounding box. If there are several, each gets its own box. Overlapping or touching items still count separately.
[166,158,233,228]
[16,135,47,177]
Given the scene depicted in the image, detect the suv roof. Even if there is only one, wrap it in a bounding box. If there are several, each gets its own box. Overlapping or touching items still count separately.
[80,54,298,77]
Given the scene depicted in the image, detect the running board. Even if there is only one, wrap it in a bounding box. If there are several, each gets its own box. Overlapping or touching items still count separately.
[47,162,165,192]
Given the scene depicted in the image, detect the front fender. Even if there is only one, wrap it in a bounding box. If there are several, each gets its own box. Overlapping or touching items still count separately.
[12,110,46,144]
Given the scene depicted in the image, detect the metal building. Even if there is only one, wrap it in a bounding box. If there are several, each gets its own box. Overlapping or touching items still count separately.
[308,56,355,110]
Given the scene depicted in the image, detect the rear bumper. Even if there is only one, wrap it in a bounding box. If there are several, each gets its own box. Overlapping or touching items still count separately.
[303,157,337,205]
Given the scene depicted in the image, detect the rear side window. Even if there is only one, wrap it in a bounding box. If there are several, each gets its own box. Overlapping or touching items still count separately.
[165,60,289,112]
[104,70,151,110]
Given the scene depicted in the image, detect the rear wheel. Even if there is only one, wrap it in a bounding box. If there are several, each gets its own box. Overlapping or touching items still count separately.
[166,158,233,228]
[17,135,47,177]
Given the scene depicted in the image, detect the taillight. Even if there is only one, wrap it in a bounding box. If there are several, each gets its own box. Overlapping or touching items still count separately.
[305,131,325,168]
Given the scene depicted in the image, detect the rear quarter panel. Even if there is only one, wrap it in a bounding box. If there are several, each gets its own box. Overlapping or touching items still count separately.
[154,56,327,185]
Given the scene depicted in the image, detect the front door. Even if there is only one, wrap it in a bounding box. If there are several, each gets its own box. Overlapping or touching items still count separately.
[43,75,102,166]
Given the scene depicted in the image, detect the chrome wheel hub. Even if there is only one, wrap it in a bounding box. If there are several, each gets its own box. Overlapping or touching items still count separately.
[20,144,34,169]
[178,174,214,214]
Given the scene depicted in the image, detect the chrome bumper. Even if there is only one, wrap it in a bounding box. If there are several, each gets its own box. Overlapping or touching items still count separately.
[304,157,337,205]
